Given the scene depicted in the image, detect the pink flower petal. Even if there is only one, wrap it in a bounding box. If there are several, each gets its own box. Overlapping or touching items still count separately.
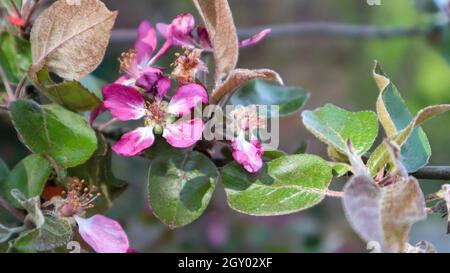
[135,67,164,92]
[239,28,271,48]
[156,77,171,98]
[75,215,129,253]
[232,132,264,173]
[167,83,208,116]
[113,127,155,156]
[167,13,195,42]
[156,23,169,38]
[135,21,158,64]
[197,26,213,51]
[102,84,146,121]
[163,118,204,148]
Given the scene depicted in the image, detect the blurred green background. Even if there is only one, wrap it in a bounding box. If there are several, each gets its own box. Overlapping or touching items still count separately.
[1,0,450,252]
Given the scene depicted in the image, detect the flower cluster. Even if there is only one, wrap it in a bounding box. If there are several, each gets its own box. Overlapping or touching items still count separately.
[93,14,270,172]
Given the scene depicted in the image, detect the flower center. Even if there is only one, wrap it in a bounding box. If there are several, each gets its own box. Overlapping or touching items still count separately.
[144,100,169,127]
[58,177,101,218]
[171,48,206,84]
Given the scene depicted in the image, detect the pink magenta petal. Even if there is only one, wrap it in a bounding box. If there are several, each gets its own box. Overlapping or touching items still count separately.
[135,67,163,92]
[75,215,129,253]
[102,84,146,121]
[232,132,264,173]
[135,21,158,64]
[113,127,155,156]
[168,13,195,39]
[167,83,208,116]
[156,77,171,98]
[197,26,213,51]
[156,23,169,38]
[163,118,204,148]
[239,28,271,48]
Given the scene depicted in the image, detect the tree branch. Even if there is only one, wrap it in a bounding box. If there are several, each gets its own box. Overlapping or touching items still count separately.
[413,166,450,181]
[102,130,450,181]
[111,22,426,43]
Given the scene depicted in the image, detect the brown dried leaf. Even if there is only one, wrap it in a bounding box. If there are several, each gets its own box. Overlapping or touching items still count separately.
[342,175,385,247]
[193,0,239,82]
[381,177,426,252]
[210,69,283,104]
[343,173,426,252]
[29,0,117,81]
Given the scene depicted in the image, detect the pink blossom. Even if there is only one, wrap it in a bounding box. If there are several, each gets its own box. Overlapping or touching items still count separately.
[156,13,271,52]
[75,215,129,253]
[231,131,264,173]
[51,177,131,253]
[102,83,208,156]
[117,21,171,95]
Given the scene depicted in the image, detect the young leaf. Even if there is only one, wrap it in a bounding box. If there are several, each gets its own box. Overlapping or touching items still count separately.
[10,190,44,228]
[222,154,333,216]
[367,104,450,176]
[29,0,117,80]
[0,155,52,208]
[29,68,101,112]
[373,62,431,172]
[193,0,239,81]
[342,174,384,248]
[380,177,426,253]
[148,149,218,228]
[211,69,283,104]
[9,100,97,168]
[0,31,32,84]
[231,79,309,117]
[302,104,378,157]
[11,213,72,253]
[343,174,426,253]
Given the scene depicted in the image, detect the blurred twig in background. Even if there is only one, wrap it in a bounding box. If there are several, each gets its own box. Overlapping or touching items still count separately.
[111,22,427,43]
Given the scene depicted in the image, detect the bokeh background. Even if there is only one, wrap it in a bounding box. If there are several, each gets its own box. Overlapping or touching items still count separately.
[1,0,450,252]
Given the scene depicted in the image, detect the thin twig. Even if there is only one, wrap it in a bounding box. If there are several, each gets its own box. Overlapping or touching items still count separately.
[8,0,21,18]
[0,196,25,222]
[111,22,427,43]
[0,65,15,103]
[413,166,450,181]
[98,118,119,132]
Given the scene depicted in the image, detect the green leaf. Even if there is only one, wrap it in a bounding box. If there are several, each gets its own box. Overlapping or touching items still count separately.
[0,31,32,84]
[30,68,101,112]
[148,149,218,228]
[9,100,97,168]
[367,104,450,176]
[0,158,9,184]
[68,132,127,214]
[0,155,52,208]
[372,62,431,173]
[329,162,351,177]
[231,80,310,117]
[222,154,332,216]
[302,104,378,156]
[262,149,286,160]
[12,213,72,253]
